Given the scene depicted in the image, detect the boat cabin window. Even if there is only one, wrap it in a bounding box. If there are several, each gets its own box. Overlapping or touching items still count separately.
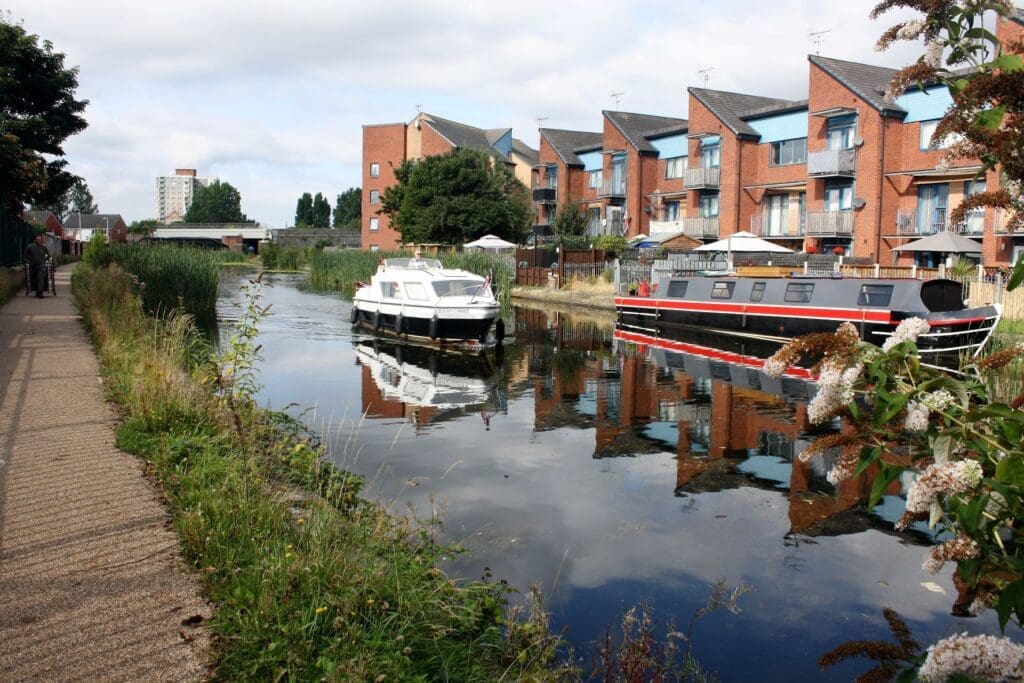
[784,282,814,303]
[667,281,688,298]
[710,281,735,299]
[750,282,766,302]
[380,281,402,298]
[433,280,483,297]
[920,280,966,312]
[858,284,894,307]
[405,282,429,300]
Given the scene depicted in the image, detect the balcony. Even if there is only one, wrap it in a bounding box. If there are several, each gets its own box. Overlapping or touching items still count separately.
[679,216,720,239]
[749,214,805,238]
[532,187,557,203]
[895,208,987,236]
[805,210,855,236]
[598,177,627,198]
[683,166,721,189]
[807,149,857,177]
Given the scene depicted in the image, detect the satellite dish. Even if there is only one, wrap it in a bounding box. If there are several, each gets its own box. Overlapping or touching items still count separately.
[853,135,864,147]
[852,197,867,209]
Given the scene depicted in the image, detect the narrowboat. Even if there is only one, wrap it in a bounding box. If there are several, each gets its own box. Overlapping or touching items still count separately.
[351,257,505,346]
[615,274,1000,364]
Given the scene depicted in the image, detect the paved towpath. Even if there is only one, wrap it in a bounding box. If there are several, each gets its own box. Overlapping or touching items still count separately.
[0,265,211,681]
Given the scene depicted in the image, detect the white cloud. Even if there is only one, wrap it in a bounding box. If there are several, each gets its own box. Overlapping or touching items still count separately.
[7,0,932,224]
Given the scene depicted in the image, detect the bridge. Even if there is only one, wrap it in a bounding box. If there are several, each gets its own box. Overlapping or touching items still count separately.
[147,225,360,252]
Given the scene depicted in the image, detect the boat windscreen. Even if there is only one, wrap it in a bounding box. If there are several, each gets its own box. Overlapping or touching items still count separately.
[920,279,966,312]
[433,280,485,297]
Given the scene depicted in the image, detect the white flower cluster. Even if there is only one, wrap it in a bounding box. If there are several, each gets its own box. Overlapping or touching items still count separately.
[883,317,932,352]
[762,356,787,379]
[807,360,862,425]
[896,19,928,40]
[922,536,981,574]
[918,633,1024,682]
[905,460,984,514]
[924,40,944,68]
[922,389,957,413]
[905,400,931,432]
[826,458,857,487]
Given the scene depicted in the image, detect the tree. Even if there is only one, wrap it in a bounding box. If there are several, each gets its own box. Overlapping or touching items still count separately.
[69,179,97,214]
[128,219,160,236]
[294,192,313,227]
[379,148,531,245]
[312,192,331,228]
[333,187,361,229]
[0,14,88,213]
[184,180,246,223]
[552,197,589,244]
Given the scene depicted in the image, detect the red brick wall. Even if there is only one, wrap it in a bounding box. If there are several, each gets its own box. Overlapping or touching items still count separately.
[685,96,730,226]
[361,123,407,250]
[602,117,638,235]
[420,124,455,158]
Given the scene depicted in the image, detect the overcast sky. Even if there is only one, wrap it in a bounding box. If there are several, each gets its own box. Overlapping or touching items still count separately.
[7,1,929,226]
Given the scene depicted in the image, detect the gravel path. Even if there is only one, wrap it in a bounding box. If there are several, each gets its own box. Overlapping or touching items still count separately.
[0,265,211,681]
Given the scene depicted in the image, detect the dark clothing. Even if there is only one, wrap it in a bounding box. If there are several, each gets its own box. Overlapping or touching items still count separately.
[24,243,51,295]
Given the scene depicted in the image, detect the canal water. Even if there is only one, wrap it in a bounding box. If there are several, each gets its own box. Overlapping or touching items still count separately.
[218,270,1003,681]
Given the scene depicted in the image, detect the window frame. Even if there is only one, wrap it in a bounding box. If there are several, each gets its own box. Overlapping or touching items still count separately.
[858,284,894,307]
[710,281,735,299]
[369,189,380,205]
[784,282,814,303]
[667,281,688,298]
[369,217,379,232]
[769,137,807,166]
[369,162,380,178]
[664,156,685,179]
[750,282,766,302]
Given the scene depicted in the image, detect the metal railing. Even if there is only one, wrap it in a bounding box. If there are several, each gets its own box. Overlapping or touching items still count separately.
[682,166,721,189]
[895,208,987,236]
[805,210,855,236]
[532,187,556,203]
[807,149,856,176]
[598,177,627,198]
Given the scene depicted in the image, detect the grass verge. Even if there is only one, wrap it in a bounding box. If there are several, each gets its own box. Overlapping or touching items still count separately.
[71,263,569,681]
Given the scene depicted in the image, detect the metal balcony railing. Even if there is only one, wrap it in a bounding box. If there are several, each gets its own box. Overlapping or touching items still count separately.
[598,177,627,198]
[682,166,721,189]
[895,208,987,236]
[679,216,720,238]
[805,210,855,236]
[532,187,556,203]
[807,149,857,176]
[749,214,805,237]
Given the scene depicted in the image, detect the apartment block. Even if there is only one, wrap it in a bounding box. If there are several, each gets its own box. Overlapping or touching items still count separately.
[360,113,538,251]
[156,169,214,224]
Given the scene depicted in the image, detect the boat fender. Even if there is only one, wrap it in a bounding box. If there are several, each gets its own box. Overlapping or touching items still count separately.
[495,318,506,343]
[429,315,439,340]
[373,311,382,331]
[395,313,404,334]
[350,306,358,324]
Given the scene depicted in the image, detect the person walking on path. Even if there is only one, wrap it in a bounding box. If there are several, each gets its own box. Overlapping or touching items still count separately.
[23,234,51,298]
[0,263,211,680]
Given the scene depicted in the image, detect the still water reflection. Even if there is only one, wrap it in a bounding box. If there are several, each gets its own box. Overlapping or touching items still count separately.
[218,271,1001,681]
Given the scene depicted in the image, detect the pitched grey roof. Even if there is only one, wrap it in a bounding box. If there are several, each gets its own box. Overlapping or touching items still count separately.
[510,138,539,166]
[688,88,800,139]
[808,55,906,116]
[64,213,124,230]
[603,111,688,153]
[539,128,603,166]
[23,210,56,224]
[421,114,511,161]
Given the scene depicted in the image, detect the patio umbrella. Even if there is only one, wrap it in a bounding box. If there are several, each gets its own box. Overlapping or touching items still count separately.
[463,234,517,250]
[694,231,794,253]
[891,230,982,254]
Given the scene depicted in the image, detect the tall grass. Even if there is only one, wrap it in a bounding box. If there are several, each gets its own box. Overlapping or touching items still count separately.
[70,262,570,681]
[308,249,515,307]
[260,242,307,270]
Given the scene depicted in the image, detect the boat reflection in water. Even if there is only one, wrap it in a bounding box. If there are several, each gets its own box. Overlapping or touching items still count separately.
[354,337,505,429]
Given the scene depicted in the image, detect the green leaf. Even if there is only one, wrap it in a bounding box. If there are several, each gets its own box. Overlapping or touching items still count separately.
[1008,257,1024,291]
[931,434,954,464]
[876,392,910,427]
[991,53,1024,73]
[854,446,882,477]
[868,463,901,510]
[995,457,1024,487]
[975,106,1006,130]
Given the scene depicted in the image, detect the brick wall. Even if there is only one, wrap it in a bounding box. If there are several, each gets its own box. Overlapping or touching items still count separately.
[685,96,730,226]
[361,123,407,250]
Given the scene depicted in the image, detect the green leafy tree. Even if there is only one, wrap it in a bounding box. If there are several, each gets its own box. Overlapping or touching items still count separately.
[128,218,160,236]
[312,192,331,228]
[69,178,97,214]
[294,192,313,227]
[333,187,361,229]
[552,197,589,243]
[379,148,530,245]
[184,180,246,223]
[0,14,88,213]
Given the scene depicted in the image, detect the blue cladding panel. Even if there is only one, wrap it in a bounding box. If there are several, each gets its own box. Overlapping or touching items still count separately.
[578,151,603,172]
[895,86,954,123]
[649,134,688,158]
[700,135,721,147]
[491,130,512,157]
[747,110,808,144]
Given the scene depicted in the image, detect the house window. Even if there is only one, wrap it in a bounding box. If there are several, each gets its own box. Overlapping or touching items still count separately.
[699,193,719,217]
[825,181,854,211]
[664,201,680,221]
[784,282,814,303]
[711,281,735,299]
[964,179,986,233]
[610,155,626,194]
[369,217,379,231]
[770,138,807,166]
[665,156,685,179]
[701,144,720,168]
[369,190,380,204]
[546,165,558,190]
[588,169,602,189]
[750,282,766,302]
[369,163,380,178]
[827,115,857,150]
[917,183,949,233]
[369,244,379,252]
[919,119,963,150]
[761,194,789,236]
[858,284,894,307]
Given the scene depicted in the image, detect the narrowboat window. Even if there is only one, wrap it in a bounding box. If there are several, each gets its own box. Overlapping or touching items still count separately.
[405,282,429,300]
[750,282,766,302]
[710,281,735,299]
[667,281,688,298]
[784,282,814,303]
[858,284,893,307]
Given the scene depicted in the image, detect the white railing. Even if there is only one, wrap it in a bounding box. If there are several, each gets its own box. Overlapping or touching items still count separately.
[678,216,720,238]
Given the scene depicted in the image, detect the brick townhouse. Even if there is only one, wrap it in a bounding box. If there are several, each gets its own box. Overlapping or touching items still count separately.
[360,112,537,251]
[363,11,1024,264]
